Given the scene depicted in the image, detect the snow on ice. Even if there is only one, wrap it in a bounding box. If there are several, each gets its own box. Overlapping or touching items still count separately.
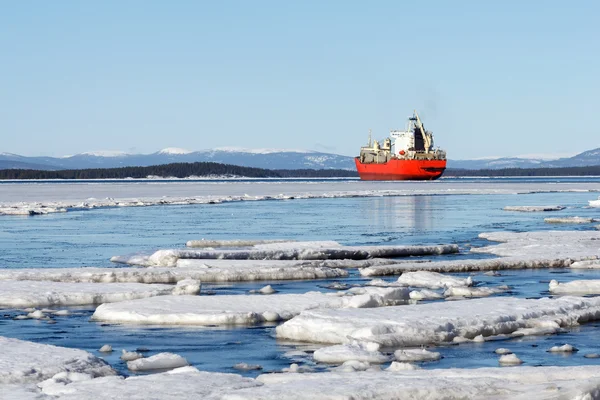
[312,342,391,364]
[396,271,473,289]
[549,279,600,294]
[0,280,200,307]
[394,348,441,362]
[91,287,410,325]
[276,296,600,347]
[126,353,188,371]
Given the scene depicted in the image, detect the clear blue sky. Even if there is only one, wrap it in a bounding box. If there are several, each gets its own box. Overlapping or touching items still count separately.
[1,1,598,159]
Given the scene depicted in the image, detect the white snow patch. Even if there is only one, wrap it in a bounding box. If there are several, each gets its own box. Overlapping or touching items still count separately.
[127,353,188,371]
[0,280,199,307]
[386,362,420,371]
[276,296,600,346]
[157,147,192,155]
[92,287,410,326]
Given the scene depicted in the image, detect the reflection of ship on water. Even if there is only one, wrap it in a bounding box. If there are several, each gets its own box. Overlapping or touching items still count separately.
[362,196,440,239]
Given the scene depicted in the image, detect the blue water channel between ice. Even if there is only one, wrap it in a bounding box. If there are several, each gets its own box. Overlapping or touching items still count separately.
[1,188,600,377]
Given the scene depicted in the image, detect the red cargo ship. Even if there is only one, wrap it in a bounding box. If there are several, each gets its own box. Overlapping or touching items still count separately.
[355,110,446,181]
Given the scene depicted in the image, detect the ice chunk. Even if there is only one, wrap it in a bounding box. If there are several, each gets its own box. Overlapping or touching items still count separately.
[499,353,523,365]
[248,285,277,295]
[590,198,600,208]
[396,271,473,289]
[186,239,294,248]
[495,348,513,355]
[127,353,188,371]
[584,353,600,358]
[0,280,199,307]
[443,286,507,298]
[333,360,372,372]
[409,289,444,300]
[282,363,314,373]
[313,343,390,364]
[549,279,600,295]
[98,345,112,353]
[503,205,565,212]
[394,348,441,362]
[120,350,143,362]
[544,216,598,224]
[0,336,115,384]
[548,344,578,353]
[113,243,459,267]
[386,361,420,371]
[233,363,263,371]
[276,296,600,346]
[571,260,600,269]
[92,287,410,326]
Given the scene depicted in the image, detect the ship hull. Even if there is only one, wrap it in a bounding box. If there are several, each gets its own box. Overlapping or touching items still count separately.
[355,158,446,181]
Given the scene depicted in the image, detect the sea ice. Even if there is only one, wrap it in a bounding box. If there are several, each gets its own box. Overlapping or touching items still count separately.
[91,287,410,325]
[549,279,600,294]
[544,216,598,224]
[498,353,523,365]
[276,296,600,346]
[503,205,565,212]
[396,271,473,289]
[409,289,444,300]
[126,353,188,371]
[443,285,507,297]
[112,242,459,267]
[590,197,600,208]
[0,336,115,384]
[312,342,390,364]
[394,348,441,362]
[98,345,112,353]
[547,344,578,353]
[333,360,372,372]
[120,350,143,362]
[386,361,420,371]
[495,348,512,355]
[0,280,199,307]
[570,260,600,269]
[233,363,263,371]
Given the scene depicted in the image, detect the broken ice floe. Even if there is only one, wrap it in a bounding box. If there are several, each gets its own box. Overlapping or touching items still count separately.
[120,350,143,361]
[544,216,599,224]
[498,353,523,365]
[0,336,115,384]
[91,287,410,325]
[312,342,391,364]
[443,286,508,298]
[394,348,441,362]
[276,296,600,347]
[547,344,578,353]
[0,263,346,284]
[570,260,600,269]
[396,271,473,289]
[590,197,600,207]
[0,279,200,307]
[186,239,294,248]
[98,345,112,353]
[233,363,263,371]
[549,279,600,295]
[111,242,459,267]
[503,205,565,212]
[126,353,188,371]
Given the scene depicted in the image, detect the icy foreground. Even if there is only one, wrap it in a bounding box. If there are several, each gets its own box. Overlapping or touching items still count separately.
[0,263,346,284]
[276,296,600,346]
[0,280,200,307]
[91,287,410,325]
[3,180,600,216]
[112,242,459,267]
[0,336,115,384]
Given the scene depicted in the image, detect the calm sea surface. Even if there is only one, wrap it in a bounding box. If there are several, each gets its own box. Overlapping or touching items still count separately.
[1,179,600,376]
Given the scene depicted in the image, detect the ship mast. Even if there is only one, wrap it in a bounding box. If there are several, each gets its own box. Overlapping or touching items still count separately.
[414,110,431,154]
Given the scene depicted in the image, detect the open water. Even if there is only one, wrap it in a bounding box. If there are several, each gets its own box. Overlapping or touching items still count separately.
[1,180,600,377]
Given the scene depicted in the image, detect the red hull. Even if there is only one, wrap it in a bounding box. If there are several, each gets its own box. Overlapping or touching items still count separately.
[355,157,446,181]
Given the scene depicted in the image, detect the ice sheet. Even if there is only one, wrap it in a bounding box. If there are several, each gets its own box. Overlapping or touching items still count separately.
[544,216,598,224]
[503,205,565,212]
[549,279,600,294]
[112,243,459,267]
[0,280,199,307]
[396,271,473,289]
[91,287,411,325]
[228,366,600,400]
[0,336,115,384]
[276,296,600,346]
[0,264,346,284]
[2,180,600,216]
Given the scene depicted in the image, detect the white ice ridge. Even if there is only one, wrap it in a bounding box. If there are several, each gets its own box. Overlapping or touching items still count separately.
[549,279,600,295]
[91,287,411,325]
[0,336,115,384]
[111,242,459,267]
[503,205,566,212]
[0,279,200,307]
[544,216,599,224]
[186,239,294,248]
[396,271,473,289]
[39,367,260,399]
[0,264,347,284]
[276,296,600,347]
[3,180,599,216]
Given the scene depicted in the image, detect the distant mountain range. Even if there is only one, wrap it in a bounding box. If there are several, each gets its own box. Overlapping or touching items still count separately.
[1,147,599,171]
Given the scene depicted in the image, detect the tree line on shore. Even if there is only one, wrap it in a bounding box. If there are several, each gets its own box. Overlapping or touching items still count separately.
[1,162,600,180]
